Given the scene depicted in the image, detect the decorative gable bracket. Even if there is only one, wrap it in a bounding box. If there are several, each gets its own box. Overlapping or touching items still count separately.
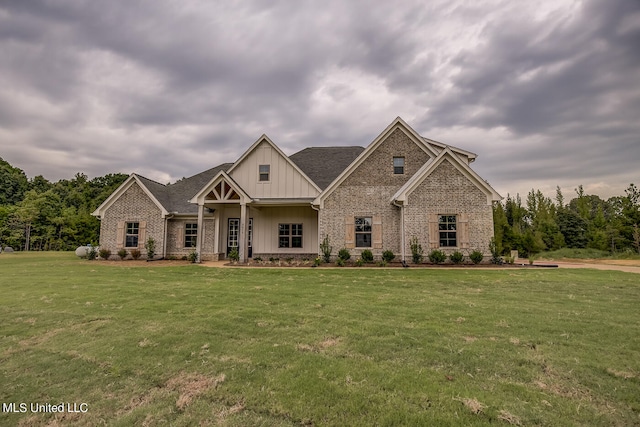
[189,171,251,205]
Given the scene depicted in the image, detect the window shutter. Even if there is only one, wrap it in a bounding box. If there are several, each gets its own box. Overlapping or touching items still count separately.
[458,213,469,249]
[372,214,382,249]
[116,221,125,249]
[345,216,355,249]
[428,214,439,249]
[138,221,147,249]
[177,225,184,249]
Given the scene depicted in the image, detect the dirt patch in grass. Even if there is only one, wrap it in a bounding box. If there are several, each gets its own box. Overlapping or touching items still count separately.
[167,372,226,410]
[498,409,522,425]
[296,337,342,353]
[606,368,636,379]
[455,397,486,414]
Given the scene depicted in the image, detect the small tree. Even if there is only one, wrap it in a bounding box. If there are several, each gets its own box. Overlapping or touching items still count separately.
[320,235,332,263]
[145,237,156,260]
[187,251,199,263]
[228,248,239,262]
[489,238,502,264]
[410,237,423,264]
[633,224,640,254]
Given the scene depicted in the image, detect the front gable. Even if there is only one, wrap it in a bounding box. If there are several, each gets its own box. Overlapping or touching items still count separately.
[92,174,169,218]
[189,170,251,205]
[314,117,439,207]
[227,135,321,199]
[392,146,502,206]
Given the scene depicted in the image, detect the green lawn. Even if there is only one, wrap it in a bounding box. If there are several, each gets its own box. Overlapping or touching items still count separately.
[1,253,639,426]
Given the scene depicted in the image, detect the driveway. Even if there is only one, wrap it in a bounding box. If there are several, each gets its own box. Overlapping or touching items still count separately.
[543,259,640,274]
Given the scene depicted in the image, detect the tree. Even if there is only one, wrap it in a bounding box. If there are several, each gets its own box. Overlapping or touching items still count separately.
[557,210,587,248]
[0,157,29,205]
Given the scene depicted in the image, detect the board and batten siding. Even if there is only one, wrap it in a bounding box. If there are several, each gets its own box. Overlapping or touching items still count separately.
[252,206,318,254]
[230,141,319,199]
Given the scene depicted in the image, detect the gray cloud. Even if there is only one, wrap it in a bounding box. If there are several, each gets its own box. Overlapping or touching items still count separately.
[0,0,638,200]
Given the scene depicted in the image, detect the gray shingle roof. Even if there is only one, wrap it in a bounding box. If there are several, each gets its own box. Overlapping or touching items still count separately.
[289,146,364,190]
[135,146,364,214]
[135,163,233,215]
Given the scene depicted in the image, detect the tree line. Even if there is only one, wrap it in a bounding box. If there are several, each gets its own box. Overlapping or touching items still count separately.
[0,157,127,251]
[1,156,639,255]
[493,184,640,257]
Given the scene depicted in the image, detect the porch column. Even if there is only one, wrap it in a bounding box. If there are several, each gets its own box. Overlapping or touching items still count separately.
[213,212,219,255]
[239,202,248,263]
[196,204,204,263]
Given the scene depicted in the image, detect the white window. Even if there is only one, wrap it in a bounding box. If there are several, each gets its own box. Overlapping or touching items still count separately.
[438,215,457,247]
[355,217,372,247]
[259,164,270,182]
[184,223,197,248]
[279,224,303,248]
[393,157,405,174]
[125,222,139,248]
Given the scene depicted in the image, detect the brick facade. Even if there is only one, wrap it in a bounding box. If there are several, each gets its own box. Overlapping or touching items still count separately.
[319,128,430,258]
[404,159,494,257]
[166,218,217,260]
[99,182,164,257]
[319,131,495,261]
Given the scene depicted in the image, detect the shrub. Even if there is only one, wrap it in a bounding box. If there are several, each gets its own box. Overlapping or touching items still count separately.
[187,251,199,263]
[355,258,363,267]
[336,258,345,267]
[130,249,141,260]
[338,248,351,261]
[285,257,294,264]
[450,251,464,264]
[382,250,396,263]
[428,249,447,264]
[145,237,156,260]
[229,249,239,262]
[117,248,128,260]
[320,235,332,263]
[489,238,502,264]
[410,237,423,264]
[361,249,374,263]
[469,250,484,264]
[99,248,112,260]
[377,260,387,267]
[313,257,321,267]
[253,257,263,262]
[87,246,97,260]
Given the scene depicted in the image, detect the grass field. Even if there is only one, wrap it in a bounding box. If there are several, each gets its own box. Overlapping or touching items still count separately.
[1,253,639,426]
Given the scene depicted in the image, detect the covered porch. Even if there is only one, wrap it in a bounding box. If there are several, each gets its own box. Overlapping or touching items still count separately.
[190,172,318,263]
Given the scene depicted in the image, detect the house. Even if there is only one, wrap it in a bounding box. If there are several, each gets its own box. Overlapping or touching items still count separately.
[92,117,502,262]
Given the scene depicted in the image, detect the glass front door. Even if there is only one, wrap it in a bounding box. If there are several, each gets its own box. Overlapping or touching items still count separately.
[227,218,253,257]
[227,218,239,255]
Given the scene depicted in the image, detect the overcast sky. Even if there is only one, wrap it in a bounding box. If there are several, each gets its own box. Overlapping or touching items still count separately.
[1,0,639,201]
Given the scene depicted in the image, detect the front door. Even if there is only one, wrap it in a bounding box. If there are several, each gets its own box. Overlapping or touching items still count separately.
[227,218,253,257]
